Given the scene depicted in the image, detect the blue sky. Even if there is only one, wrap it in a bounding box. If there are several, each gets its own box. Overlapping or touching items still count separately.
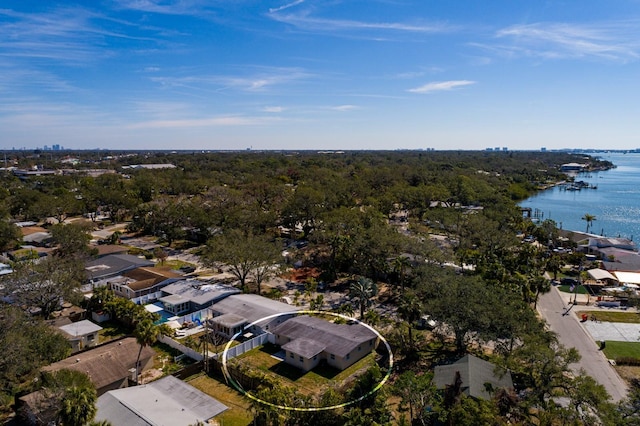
[2,1,640,151]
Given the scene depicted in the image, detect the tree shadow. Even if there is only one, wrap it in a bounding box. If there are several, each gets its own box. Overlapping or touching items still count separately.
[268,361,307,381]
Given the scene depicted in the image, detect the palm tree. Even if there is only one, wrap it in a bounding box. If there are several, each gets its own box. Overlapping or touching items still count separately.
[349,277,378,319]
[529,275,551,309]
[581,213,596,233]
[58,385,98,426]
[133,319,162,385]
[393,255,411,293]
[397,292,423,350]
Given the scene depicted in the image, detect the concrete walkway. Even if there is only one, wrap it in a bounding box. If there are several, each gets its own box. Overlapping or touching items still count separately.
[583,321,640,343]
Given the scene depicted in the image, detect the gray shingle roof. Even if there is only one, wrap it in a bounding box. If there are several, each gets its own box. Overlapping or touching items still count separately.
[42,337,154,393]
[433,354,513,400]
[85,254,154,280]
[281,337,326,359]
[272,315,377,357]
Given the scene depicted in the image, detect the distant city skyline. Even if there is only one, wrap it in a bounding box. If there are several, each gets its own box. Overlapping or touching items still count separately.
[2,1,640,151]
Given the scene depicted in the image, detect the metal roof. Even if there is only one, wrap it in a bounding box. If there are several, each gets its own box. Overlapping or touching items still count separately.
[58,319,103,337]
[95,375,227,426]
[210,313,246,328]
[210,294,298,324]
[160,280,240,306]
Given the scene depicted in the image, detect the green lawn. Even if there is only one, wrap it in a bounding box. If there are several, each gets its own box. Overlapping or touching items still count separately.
[98,320,129,343]
[188,374,253,426]
[601,341,640,360]
[233,344,377,396]
[558,284,589,294]
[576,311,640,323]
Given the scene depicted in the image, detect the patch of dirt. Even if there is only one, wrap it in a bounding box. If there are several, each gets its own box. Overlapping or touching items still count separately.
[614,365,640,385]
[283,267,321,283]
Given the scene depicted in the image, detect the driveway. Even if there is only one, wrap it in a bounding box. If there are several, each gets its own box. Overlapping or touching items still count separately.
[537,286,628,402]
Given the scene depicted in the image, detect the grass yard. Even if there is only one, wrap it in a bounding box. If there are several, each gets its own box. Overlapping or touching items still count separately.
[187,374,253,426]
[601,341,640,360]
[98,320,129,344]
[233,344,377,397]
[558,284,589,294]
[576,310,640,323]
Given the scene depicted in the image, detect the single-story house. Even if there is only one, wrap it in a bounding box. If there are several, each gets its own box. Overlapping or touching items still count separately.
[586,237,637,252]
[208,294,298,338]
[95,375,227,426]
[601,249,640,273]
[57,319,103,353]
[93,244,129,258]
[272,315,378,372]
[42,337,155,395]
[22,231,53,247]
[85,254,154,282]
[433,354,514,400]
[158,280,241,316]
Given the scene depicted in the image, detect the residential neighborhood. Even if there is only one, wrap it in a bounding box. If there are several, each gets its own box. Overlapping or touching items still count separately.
[1,150,640,425]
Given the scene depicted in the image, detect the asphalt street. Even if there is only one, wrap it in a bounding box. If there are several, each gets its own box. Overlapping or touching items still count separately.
[537,286,628,402]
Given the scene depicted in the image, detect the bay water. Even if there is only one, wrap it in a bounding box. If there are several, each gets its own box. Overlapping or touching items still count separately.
[519,152,640,241]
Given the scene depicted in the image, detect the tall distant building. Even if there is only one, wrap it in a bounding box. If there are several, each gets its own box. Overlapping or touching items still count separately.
[541,147,547,152]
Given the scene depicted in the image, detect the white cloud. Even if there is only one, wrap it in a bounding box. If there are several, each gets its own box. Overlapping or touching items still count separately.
[269,0,305,14]
[330,105,358,111]
[492,22,640,61]
[0,6,163,64]
[114,0,211,16]
[269,12,453,35]
[149,67,312,93]
[128,115,280,129]
[263,106,284,113]
[408,80,475,94]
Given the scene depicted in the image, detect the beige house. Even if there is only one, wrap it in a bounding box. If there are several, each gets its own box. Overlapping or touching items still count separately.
[272,316,378,372]
[58,319,103,353]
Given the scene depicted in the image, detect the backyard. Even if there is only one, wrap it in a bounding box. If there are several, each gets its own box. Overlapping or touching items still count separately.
[231,343,378,398]
[188,374,253,426]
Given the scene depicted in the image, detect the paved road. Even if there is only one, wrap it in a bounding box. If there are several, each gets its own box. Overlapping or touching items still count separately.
[537,286,628,402]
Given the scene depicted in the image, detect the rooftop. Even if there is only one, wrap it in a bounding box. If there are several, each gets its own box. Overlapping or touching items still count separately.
[433,354,513,400]
[272,315,377,357]
[210,294,298,325]
[85,254,154,280]
[160,280,240,306]
[95,375,227,426]
[42,337,154,392]
[58,319,103,337]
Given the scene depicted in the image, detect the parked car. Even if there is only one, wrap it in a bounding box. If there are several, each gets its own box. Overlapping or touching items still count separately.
[561,277,579,286]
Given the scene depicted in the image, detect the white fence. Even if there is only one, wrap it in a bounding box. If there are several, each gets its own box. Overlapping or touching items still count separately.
[157,334,204,361]
[213,333,274,360]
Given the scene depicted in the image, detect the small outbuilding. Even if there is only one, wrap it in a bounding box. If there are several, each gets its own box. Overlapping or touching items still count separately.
[433,354,513,400]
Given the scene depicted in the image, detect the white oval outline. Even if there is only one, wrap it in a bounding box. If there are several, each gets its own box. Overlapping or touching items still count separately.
[220,310,394,412]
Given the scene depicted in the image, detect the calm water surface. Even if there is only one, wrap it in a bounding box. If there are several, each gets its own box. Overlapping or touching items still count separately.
[520,153,640,240]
